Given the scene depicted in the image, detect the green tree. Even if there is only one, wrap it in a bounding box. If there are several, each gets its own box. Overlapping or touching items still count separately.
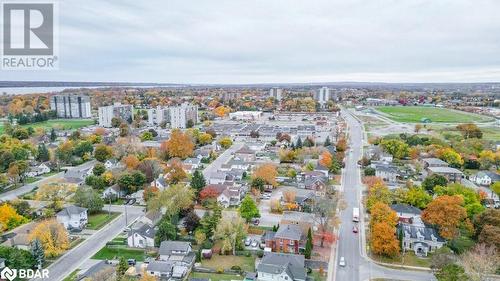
[405,186,432,209]
[380,139,409,159]
[50,128,57,142]
[422,174,448,193]
[200,204,222,238]
[36,143,50,162]
[74,141,93,157]
[117,256,128,278]
[93,162,106,176]
[147,184,194,218]
[296,137,303,149]
[435,264,468,281]
[94,144,113,162]
[155,217,177,246]
[30,239,45,269]
[323,136,331,147]
[73,186,104,214]
[239,195,260,222]
[141,131,153,141]
[364,167,375,176]
[214,215,246,255]
[305,228,313,259]
[190,170,206,196]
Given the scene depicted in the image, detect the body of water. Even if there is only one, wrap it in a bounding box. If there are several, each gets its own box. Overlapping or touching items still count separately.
[0,85,163,95]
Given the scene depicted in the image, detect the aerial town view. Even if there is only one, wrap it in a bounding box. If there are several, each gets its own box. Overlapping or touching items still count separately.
[0,1,499,281]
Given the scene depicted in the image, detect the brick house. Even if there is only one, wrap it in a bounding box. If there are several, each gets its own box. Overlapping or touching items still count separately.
[264,224,305,254]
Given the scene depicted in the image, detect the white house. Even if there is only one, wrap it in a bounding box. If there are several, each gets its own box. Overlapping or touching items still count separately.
[470,171,500,186]
[183,158,201,170]
[150,174,168,190]
[208,172,227,185]
[25,163,51,178]
[102,184,126,199]
[257,252,306,281]
[56,205,88,230]
[127,223,156,248]
[146,261,174,278]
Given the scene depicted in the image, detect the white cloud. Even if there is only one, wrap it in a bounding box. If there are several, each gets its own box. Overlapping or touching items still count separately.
[2,0,500,83]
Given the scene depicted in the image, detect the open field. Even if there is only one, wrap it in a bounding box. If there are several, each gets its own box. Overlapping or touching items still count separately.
[92,246,147,261]
[376,106,494,123]
[201,255,255,272]
[0,119,95,134]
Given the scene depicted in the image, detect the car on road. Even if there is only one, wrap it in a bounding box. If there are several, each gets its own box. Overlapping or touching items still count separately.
[339,256,346,267]
[251,218,260,226]
[251,240,259,248]
[352,226,358,233]
[127,259,136,266]
[245,238,252,246]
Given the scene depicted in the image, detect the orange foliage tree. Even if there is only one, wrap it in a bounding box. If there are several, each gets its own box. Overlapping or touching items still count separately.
[122,154,140,170]
[371,222,400,257]
[370,202,398,228]
[164,159,187,184]
[213,106,231,118]
[319,151,333,167]
[252,163,278,187]
[161,129,194,159]
[422,195,467,239]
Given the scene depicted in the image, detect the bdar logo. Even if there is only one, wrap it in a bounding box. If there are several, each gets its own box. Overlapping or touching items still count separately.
[0,267,17,281]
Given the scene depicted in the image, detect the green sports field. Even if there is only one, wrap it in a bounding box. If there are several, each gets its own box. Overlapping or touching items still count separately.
[0,119,95,134]
[376,106,494,123]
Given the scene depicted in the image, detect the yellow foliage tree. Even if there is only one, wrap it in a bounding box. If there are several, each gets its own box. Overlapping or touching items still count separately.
[161,129,194,159]
[29,219,69,258]
[253,163,278,187]
[0,203,27,231]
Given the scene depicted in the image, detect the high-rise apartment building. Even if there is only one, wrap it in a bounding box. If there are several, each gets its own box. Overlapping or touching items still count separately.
[50,94,92,118]
[269,87,283,101]
[147,103,198,129]
[315,87,330,108]
[98,103,134,127]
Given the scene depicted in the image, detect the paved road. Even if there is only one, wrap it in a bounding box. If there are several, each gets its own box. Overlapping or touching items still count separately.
[202,142,244,179]
[32,205,145,281]
[1,160,97,201]
[333,110,435,281]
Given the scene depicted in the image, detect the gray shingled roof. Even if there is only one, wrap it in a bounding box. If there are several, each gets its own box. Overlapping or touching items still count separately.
[258,252,306,281]
[275,224,303,241]
[159,241,191,255]
[129,223,156,239]
[147,261,174,273]
[57,205,87,217]
[390,204,422,215]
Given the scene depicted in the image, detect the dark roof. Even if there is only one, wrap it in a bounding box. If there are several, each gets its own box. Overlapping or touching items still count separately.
[258,252,306,281]
[482,171,500,181]
[129,223,156,239]
[147,261,174,273]
[275,224,303,241]
[390,204,422,215]
[399,223,445,243]
[159,241,191,255]
[77,261,114,280]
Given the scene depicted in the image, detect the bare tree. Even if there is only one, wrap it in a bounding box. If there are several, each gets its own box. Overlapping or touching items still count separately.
[459,243,498,281]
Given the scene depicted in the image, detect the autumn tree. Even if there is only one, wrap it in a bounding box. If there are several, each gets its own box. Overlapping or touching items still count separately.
[94,144,113,162]
[319,151,333,167]
[214,215,246,255]
[148,184,194,218]
[371,222,400,257]
[36,183,76,210]
[456,123,482,139]
[213,106,231,118]
[161,129,194,159]
[437,148,463,168]
[335,137,347,152]
[164,159,187,184]
[0,203,28,231]
[239,195,260,222]
[380,139,409,159]
[198,133,213,145]
[473,209,500,249]
[369,202,398,228]
[404,186,432,209]
[252,163,278,187]
[459,243,498,281]
[137,158,163,182]
[218,137,233,149]
[29,219,69,258]
[422,195,467,239]
[122,154,140,170]
[366,182,392,211]
[199,186,220,206]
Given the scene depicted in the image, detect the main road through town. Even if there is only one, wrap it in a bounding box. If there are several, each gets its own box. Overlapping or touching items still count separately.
[332,109,435,281]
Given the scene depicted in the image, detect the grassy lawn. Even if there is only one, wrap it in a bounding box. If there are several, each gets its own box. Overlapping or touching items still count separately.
[92,246,147,261]
[25,177,41,184]
[309,270,327,281]
[201,255,255,272]
[190,272,243,281]
[87,212,120,230]
[42,171,61,177]
[371,251,432,268]
[376,106,493,123]
[62,269,79,281]
[0,119,94,134]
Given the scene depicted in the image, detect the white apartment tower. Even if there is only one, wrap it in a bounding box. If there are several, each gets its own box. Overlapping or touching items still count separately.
[148,103,198,129]
[269,87,283,101]
[98,103,134,127]
[315,87,330,108]
[50,94,92,119]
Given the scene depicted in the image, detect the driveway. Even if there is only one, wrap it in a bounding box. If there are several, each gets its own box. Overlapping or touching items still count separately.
[202,142,244,179]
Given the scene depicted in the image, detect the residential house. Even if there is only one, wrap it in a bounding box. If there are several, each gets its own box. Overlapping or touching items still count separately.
[391,204,422,224]
[372,162,400,183]
[234,145,256,162]
[399,217,446,256]
[158,241,196,268]
[183,158,201,170]
[208,172,228,185]
[64,167,92,186]
[313,164,329,178]
[150,174,168,190]
[217,188,243,208]
[264,224,304,254]
[56,205,88,230]
[127,223,156,248]
[470,171,500,186]
[102,184,126,199]
[25,163,51,177]
[302,177,327,196]
[104,159,121,170]
[421,158,449,169]
[137,210,162,226]
[280,211,315,233]
[256,252,306,281]
[426,166,463,183]
[146,261,174,279]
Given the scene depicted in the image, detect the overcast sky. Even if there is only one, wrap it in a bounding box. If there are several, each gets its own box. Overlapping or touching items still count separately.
[2,0,500,83]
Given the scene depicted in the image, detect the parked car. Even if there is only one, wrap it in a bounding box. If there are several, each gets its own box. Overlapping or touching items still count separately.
[251,240,259,248]
[251,218,260,226]
[128,259,136,266]
[260,242,266,249]
[245,238,252,246]
[352,226,358,233]
[339,257,346,267]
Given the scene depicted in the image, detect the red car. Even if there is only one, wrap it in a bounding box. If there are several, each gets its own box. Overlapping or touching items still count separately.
[352,226,358,233]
